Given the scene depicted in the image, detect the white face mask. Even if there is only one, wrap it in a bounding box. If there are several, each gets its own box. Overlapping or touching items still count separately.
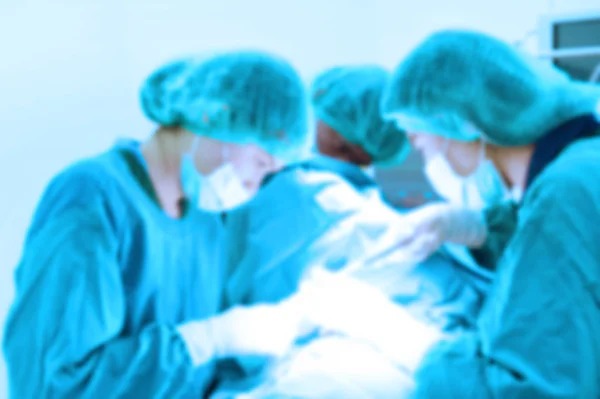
[201,163,252,211]
[181,141,251,212]
[464,159,510,209]
[424,142,510,209]
[424,154,466,206]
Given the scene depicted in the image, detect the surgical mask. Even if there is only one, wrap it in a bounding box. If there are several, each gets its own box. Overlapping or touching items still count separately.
[464,159,509,209]
[424,154,465,205]
[424,141,509,209]
[202,162,252,210]
[181,141,252,212]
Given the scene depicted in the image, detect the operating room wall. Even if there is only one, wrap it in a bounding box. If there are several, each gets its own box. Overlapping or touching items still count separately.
[0,0,597,396]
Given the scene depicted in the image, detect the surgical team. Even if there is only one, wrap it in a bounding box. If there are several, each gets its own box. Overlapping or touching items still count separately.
[3,28,600,398]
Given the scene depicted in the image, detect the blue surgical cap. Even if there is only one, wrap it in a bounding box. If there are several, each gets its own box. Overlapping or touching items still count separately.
[382,29,600,146]
[311,66,409,167]
[140,51,309,162]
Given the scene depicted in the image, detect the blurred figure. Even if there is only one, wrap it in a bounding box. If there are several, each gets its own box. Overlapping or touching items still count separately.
[383,29,600,397]
[313,65,409,173]
[213,65,490,398]
[225,65,411,306]
[3,51,311,398]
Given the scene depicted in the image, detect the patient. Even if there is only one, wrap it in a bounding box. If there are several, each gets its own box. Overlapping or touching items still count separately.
[211,66,492,398]
[213,173,491,398]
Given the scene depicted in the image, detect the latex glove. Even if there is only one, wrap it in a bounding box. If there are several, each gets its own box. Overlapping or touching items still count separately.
[294,269,442,371]
[394,202,488,263]
[178,300,313,366]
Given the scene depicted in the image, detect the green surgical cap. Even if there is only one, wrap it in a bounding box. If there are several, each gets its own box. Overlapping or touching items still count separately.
[311,65,409,167]
[140,51,309,162]
[382,29,600,146]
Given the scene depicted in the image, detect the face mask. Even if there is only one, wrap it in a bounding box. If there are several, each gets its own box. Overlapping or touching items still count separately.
[202,163,252,210]
[424,154,466,206]
[464,159,509,209]
[424,142,509,209]
[180,142,252,212]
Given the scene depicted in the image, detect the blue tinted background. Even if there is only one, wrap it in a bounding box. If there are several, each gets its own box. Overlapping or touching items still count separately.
[1,0,597,396]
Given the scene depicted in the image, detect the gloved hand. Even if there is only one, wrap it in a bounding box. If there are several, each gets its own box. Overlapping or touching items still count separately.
[177,300,314,366]
[294,269,442,371]
[394,202,488,263]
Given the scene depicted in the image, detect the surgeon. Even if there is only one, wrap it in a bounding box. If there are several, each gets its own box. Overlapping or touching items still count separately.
[312,65,409,174]
[311,67,506,271]
[382,29,600,397]
[224,65,410,306]
[3,51,312,398]
[215,65,472,398]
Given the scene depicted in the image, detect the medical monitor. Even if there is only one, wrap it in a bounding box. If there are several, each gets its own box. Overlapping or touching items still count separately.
[538,9,600,81]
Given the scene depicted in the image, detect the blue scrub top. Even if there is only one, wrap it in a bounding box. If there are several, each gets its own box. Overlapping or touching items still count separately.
[3,140,227,398]
[411,117,600,398]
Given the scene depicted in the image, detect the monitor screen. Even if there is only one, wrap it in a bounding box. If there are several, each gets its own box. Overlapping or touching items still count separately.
[552,17,600,81]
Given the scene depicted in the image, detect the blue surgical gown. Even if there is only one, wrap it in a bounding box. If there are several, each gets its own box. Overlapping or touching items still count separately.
[224,156,489,332]
[471,115,600,272]
[3,141,227,398]
[213,157,491,398]
[411,136,600,398]
[224,156,373,306]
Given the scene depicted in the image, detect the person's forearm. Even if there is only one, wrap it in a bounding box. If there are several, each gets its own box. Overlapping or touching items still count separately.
[15,325,208,398]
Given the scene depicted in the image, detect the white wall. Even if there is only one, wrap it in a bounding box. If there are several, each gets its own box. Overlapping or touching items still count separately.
[0,0,597,397]
[374,0,600,68]
[373,0,545,67]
